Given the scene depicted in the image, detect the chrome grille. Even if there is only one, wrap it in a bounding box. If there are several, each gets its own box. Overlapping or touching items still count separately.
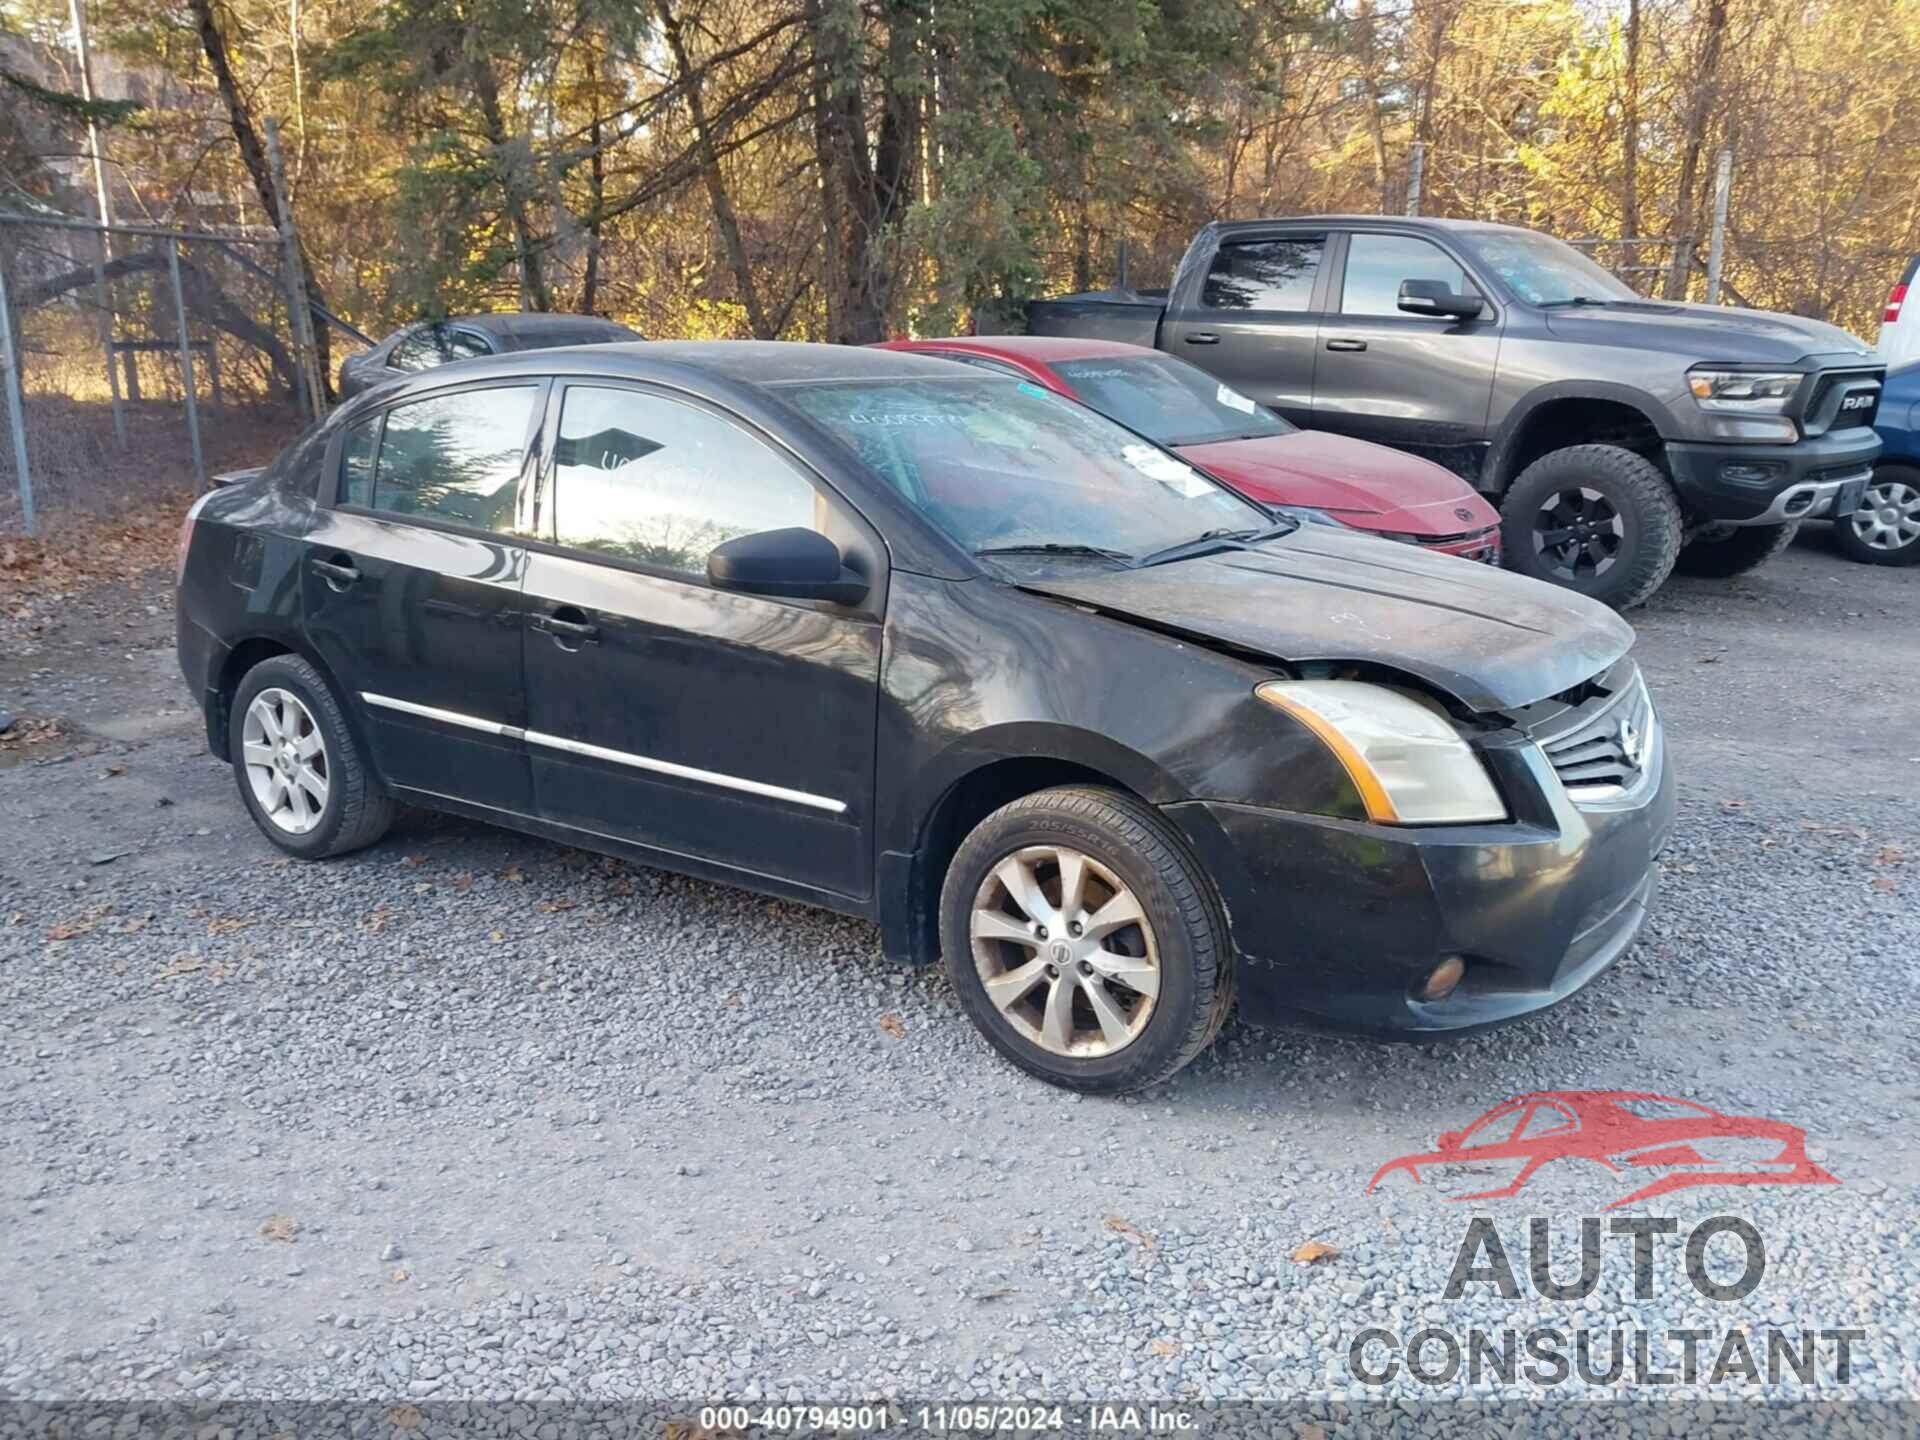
[1537,667,1657,802]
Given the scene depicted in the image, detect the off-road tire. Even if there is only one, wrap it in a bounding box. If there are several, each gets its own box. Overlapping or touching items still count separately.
[229,654,394,859]
[940,785,1233,1093]
[1832,465,1920,566]
[1500,444,1684,609]
[1674,520,1799,577]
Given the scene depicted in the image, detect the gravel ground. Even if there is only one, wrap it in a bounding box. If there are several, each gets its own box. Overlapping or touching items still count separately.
[0,524,1916,1430]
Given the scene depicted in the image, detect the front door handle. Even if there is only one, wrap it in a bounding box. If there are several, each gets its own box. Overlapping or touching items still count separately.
[309,555,360,589]
[1184,332,1220,346]
[534,606,600,648]
[1325,338,1368,352]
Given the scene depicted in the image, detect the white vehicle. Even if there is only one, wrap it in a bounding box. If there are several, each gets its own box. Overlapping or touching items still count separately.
[1877,256,1920,368]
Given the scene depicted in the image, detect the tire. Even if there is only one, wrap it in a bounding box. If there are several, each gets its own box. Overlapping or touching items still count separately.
[939,785,1233,1093]
[1499,445,1684,609]
[1673,520,1799,577]
[1832,465,1920,566]
[229,653,394,859]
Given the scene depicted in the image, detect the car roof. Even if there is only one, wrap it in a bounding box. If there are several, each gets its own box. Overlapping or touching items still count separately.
[887,335,1159,364]
[447,312,637,340]
[1210,215,1536,239]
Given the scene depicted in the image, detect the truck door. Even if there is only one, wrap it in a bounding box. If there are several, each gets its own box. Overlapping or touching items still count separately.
[1158,230,1330,427]
[1312,230,1502,469]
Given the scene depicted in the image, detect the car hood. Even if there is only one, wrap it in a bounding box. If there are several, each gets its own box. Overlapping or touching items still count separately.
[1174,433,1496,533]
[1542,300,1875,365]
[1018,526,1633,711]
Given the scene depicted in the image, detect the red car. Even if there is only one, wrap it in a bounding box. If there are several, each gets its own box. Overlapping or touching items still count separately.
[1367,1091,1839,1210]
[876,336,1502,562]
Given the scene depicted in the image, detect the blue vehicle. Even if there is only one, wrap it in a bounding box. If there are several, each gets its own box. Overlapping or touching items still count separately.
[1839,360,1920,564]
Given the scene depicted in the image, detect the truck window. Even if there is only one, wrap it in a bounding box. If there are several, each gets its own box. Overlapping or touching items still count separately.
[1342,234,1476,316]
[1201,237,1325,312]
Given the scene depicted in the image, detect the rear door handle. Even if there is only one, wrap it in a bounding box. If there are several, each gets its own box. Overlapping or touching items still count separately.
[309,555,360,588]
[534,606,600,647]
[1325,338,1367,352]
[1184,332,1220,346]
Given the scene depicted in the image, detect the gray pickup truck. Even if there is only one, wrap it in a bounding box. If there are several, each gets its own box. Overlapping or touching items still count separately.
[1029,216,1885,607]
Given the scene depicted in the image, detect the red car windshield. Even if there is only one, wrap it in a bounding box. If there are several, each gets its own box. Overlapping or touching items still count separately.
[783,376,1268,560]
[1051,355,1295,447]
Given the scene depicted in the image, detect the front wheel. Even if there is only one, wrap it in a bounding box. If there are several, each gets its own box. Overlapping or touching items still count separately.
[1673,520,1799,577]
[1833,466,1920,565]
[939,786,1233,1093]
[1499,445,1684,609]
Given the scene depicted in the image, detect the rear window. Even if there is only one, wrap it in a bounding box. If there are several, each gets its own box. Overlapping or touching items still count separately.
[1052,356,1293,447]
[353,385,539,533]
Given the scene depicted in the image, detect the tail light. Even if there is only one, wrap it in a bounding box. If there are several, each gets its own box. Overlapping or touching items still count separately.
[1886,283,1908,324]
[176,491,215,582]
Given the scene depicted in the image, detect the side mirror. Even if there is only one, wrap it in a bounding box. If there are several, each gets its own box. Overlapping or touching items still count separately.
[707,527,869,606]
[1398,278,1485,320]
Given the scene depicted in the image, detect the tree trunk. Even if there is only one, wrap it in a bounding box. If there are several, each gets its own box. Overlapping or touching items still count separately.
[580,109,603,315]
[660,0,773,338]
[187,0,333,390]
[1664,0,1729,299]
[472,61,553,312]
[1621,0,1641,278]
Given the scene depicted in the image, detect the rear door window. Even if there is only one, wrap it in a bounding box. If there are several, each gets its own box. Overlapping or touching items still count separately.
[548,384,824,578]
[339,417,378,506]
[362,385,539,533]
[1201,237,1326,311]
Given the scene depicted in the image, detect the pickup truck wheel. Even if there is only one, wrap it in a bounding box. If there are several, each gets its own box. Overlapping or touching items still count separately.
[1674,521,1799,577]
[1833,466,1920,565]
[1500,445,1683,609]
[940,785,1233,1094]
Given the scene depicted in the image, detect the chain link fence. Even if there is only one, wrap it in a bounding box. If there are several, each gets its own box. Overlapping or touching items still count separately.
[0,215,358,538]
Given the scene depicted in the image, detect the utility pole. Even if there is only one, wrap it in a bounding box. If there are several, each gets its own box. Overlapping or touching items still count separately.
[69,0,126,444]
[1705,149,1732,306]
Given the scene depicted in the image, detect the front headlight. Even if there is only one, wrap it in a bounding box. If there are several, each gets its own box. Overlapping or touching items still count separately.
[1687,369,1802,413]
[1254,680,1507,825]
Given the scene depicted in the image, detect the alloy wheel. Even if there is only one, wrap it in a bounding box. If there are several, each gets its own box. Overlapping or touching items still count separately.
[1846,479,1920,553]
[242,687,329,835]
[1534,486,1626,581]
[969,845,1160,1058]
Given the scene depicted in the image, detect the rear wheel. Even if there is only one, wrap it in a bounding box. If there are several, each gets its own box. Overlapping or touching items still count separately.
[940,786,1232,1093]
[1673,520,1799,577]
[1833,466,1920,565]
[230,654,393,859]
[1500,444,1683,609]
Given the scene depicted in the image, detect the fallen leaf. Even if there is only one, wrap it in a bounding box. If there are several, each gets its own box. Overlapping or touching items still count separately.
[500,864,526,883]
[1104,1215,1155,1250]
[259,1214,300,1242]
[878,1012,907,1039]
[101,763,127,777]
[46,917,96,941]
[1291,1240,1340,1265]
[385,1403,423,1432]
[452,871,474,892]
[536,897,577,913]
[1872,875,1898,893]
[970,1285,1015,1302]
[157,954,205,980]
[1149,1338,1180,1357]
[390,1266,411,1282]
[401,855,423,867]
[489,929,507,943]
[1874,845,1905,867]
[208,916,253,936]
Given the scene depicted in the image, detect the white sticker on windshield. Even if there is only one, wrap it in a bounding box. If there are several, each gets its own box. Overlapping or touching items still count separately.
[1123,443,1214,497]
[1216,384,1256,415]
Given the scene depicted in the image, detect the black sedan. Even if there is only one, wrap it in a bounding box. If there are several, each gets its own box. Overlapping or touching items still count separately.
[177,342,1673,1092]
[337,312,642,398]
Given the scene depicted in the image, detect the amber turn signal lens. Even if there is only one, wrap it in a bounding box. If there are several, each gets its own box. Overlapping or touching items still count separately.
[1418,956,1466,1002]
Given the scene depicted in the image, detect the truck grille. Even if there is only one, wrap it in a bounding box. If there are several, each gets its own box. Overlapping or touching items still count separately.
[1801,367,1885,435]
[1533,665,1658,803]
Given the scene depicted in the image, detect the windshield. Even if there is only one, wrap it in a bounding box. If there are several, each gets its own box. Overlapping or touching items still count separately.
[783,376,1269,561]
[1457,230,1637,306]
[1050,355,1294,447]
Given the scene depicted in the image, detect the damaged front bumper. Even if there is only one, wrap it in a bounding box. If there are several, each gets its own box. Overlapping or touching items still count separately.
[1164,723,1675,1037]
